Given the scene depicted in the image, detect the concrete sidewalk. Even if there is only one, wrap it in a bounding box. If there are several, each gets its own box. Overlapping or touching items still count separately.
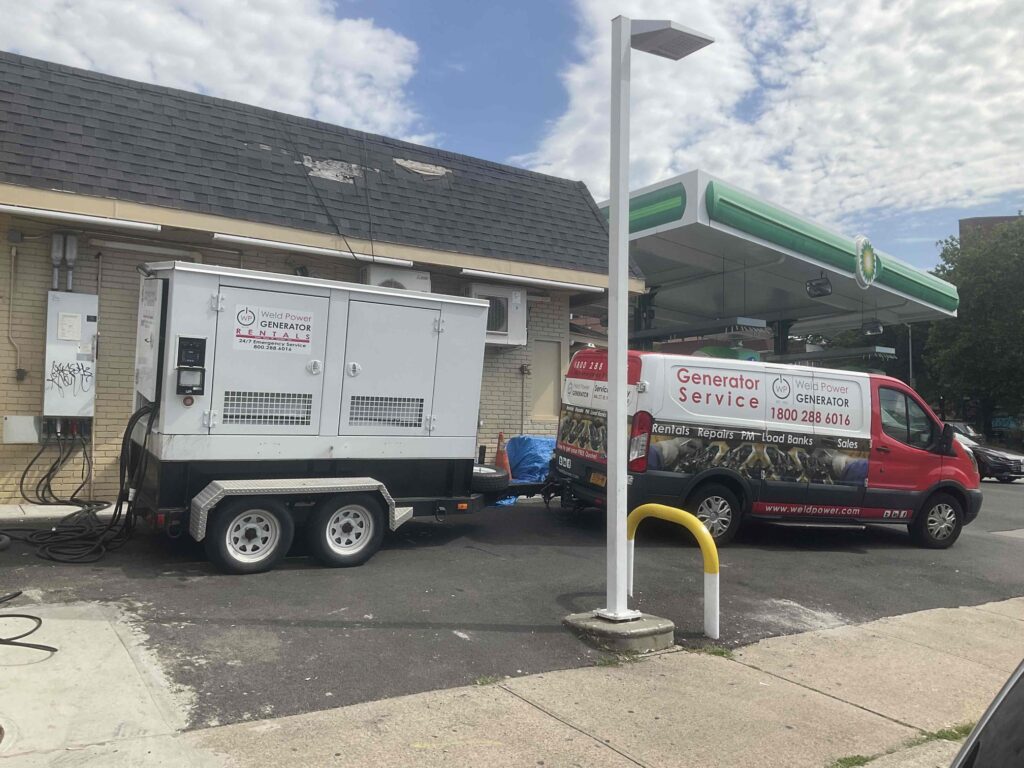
[2,598,1021,767]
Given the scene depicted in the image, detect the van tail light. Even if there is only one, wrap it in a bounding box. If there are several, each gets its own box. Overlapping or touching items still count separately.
[628,411,653,473]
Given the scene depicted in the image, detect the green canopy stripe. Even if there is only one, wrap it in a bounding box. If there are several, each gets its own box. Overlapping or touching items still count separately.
[601,182,686,234]
[704,180,958,312]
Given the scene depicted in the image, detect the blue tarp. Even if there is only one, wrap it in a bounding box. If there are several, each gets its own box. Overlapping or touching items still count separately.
[495,435,555,505]
[506,435,556,482]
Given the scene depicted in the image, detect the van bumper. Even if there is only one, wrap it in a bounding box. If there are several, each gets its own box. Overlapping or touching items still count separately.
[964,489,983,524]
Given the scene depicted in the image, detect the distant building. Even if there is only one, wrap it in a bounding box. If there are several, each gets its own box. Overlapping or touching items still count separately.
[959,215,1020,246]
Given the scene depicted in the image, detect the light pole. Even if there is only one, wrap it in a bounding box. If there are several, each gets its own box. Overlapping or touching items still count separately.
[599,17,713,621]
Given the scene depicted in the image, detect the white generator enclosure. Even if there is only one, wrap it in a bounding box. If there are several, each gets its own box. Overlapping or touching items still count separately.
[135,262,488,462]
[129,262,499,574]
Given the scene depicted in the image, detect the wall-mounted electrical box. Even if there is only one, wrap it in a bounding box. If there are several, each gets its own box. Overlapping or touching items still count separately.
[468,283,527,346]
[43,291,99,417]
[3,415,41,444]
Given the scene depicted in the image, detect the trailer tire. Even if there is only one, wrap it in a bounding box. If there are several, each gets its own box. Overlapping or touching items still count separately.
[205,497,294,575]
[471,464,510,493]
[306,493,385,568]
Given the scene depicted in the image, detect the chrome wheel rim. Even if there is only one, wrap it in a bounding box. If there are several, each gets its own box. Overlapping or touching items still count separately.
[326,505,374,555]
[927,503,957,540]
[226,510,280,563]
[696,496,733,538]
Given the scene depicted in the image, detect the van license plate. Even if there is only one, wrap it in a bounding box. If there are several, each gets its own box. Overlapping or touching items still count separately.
[590,472,606,488]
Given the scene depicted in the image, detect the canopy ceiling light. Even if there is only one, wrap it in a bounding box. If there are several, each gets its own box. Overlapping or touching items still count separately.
[805,274,833,299]
[0,203,162,232]
[862,319,884,336]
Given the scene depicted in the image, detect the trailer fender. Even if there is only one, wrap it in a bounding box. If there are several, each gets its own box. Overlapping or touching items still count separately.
[189,477,411,541]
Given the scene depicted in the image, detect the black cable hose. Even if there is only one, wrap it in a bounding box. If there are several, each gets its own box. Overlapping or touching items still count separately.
[0,591,58,655]
[19,437,50,505]
[0,404,157,563]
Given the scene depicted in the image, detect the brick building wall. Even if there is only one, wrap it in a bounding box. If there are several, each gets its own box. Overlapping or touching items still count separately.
[0,213,569,503]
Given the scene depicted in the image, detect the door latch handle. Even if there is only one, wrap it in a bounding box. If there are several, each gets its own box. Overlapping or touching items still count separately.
[875,445,891,454]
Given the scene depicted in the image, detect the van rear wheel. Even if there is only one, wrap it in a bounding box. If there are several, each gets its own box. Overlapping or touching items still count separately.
[687,483,742,546]
[910,493,963,549]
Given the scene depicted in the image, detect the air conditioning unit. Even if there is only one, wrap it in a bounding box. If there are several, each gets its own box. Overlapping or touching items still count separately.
[361,265,431,292]
[469,283,526,346]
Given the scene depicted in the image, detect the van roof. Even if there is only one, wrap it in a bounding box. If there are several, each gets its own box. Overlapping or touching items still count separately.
[568,347,878,381]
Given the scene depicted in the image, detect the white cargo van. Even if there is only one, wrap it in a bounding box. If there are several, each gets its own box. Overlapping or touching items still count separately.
[554,349,981,548]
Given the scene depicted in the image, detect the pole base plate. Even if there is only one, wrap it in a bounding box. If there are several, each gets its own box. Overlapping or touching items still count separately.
[563,611,675,653]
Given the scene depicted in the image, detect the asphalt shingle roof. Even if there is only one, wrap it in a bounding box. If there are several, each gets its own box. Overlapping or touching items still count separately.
[0,51,617,276]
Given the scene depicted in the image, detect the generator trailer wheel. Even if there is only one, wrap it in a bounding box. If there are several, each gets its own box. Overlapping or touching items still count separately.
[205,497,294,575]
[306,493,386,568]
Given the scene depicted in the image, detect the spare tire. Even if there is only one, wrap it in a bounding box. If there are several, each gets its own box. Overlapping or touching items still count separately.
[471,464,510,493]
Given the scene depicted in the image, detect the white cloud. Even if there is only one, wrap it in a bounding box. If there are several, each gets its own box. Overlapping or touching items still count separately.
[0,0,426,140]
[516,0,1024,228]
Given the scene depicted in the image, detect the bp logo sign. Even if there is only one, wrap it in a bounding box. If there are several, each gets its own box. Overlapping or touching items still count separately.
[854,235,881,289]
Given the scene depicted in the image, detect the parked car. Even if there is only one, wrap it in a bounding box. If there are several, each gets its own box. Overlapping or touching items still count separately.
[554,349,981,548]
[950,658,1024,767]
[948,422,1024,484]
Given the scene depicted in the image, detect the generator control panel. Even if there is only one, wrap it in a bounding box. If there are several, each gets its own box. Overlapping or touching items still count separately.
[175,336,207,396]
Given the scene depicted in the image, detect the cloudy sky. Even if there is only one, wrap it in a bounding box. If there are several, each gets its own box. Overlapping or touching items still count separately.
[1,0,1021,268]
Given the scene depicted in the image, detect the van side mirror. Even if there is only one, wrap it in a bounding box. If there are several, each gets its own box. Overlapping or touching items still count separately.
[939,423,955,455]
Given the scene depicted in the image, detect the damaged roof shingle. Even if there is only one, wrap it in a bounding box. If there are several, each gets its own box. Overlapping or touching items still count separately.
[0,51,625,277]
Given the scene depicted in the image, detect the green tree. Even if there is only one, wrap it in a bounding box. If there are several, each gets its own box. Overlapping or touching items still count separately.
[925,217,1024,434]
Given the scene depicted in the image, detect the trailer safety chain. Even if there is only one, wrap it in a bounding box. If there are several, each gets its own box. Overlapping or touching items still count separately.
[0,591,58,656]
[0,403,158,564]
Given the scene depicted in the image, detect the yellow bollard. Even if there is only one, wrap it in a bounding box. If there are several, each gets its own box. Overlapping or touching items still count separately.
[626,503,720,640]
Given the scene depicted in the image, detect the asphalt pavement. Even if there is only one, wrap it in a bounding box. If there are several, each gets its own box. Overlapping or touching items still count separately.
[1,479,1021,730]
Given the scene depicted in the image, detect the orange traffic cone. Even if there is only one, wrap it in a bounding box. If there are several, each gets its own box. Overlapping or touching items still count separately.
[495,431,512,476]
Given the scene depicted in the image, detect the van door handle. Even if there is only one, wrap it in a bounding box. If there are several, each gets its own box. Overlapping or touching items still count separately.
[875,445,891,454]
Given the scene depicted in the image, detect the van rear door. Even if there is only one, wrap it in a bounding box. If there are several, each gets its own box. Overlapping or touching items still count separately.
[554,350,641,492]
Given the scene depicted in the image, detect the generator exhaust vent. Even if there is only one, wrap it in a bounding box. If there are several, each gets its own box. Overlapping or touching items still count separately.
[349,396,424,428]
[223,391,313,426]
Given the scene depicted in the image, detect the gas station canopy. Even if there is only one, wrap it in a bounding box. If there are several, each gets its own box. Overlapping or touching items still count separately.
[601,170,958,339]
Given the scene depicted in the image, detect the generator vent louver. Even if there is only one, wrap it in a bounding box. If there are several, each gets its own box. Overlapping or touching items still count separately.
[222,391,313,426]
[349,396,424,428]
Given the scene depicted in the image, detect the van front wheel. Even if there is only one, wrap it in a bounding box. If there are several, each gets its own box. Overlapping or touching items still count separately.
[910,493,963,549]
[687,483,742,546]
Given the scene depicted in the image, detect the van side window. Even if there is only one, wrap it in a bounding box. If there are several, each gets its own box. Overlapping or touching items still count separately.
[879,387,936,450]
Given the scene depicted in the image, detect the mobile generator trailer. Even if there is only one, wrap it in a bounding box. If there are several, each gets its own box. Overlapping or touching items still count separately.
[554,349,981,548]
[131,261,505,573]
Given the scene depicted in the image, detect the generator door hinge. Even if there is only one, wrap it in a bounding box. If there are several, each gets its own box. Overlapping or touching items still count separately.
[210,293,225,312]
[203,410,219,428]
[433,317,446,334]
[426,414,437,433]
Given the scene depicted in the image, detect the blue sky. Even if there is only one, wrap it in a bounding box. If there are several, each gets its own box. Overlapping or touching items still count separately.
[2,0,1021,271]
[343,0,1024,270]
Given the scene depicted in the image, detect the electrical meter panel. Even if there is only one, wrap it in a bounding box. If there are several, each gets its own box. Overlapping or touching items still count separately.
[43,291,99,417]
